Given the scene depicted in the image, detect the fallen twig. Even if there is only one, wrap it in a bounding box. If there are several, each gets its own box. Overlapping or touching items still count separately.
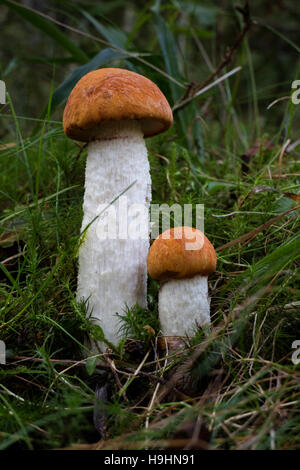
[216,205,299,252]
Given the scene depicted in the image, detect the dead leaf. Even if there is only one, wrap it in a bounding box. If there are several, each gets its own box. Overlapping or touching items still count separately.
[0,142,17,151]
[284,192,300,203]
[0,231,20,247]
[144,324,155,336]
[124,338,145,360]
[157,336,185,352]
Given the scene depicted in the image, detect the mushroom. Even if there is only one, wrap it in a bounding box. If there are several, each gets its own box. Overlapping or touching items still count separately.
[147,226,216,338]
[63,68,172,349]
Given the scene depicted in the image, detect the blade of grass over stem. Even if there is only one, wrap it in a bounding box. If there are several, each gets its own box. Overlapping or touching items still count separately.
[172,66,242,112]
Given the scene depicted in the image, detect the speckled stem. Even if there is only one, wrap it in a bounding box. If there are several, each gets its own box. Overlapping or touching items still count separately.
[158,275,210,336]
[77,121,151,349]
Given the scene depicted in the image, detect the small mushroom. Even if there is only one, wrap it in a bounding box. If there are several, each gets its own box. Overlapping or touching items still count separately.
[63,68,172,349]
[147,226,217,338]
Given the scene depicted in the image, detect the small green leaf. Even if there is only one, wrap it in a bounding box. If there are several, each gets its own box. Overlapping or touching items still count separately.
[207,182,236,195]
[85,356,98,376]
[89,324,105,342]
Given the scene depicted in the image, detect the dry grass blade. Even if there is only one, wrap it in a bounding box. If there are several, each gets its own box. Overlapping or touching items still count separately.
[277,139,291,178]
[172,67,242,112]
[174,2,251,112]
[239,185,300,207]
[216,205,299,252]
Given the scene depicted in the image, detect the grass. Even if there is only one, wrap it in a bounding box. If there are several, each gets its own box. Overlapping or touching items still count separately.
[0,0,300,450]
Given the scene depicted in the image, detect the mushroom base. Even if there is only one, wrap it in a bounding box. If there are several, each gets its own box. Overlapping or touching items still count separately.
[158,275,210,337]
[77,120,151,349]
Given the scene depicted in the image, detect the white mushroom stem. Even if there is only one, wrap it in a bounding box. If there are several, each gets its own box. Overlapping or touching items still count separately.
[77,120,151,348]
[158,274,211,336]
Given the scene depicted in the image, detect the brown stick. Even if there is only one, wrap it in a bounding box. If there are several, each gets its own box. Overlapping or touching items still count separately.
[216,205,299,252]
[174,2,251,114]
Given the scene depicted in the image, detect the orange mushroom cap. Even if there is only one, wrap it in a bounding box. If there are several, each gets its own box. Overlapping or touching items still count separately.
[63,68,173,142]
[147,226,217,281]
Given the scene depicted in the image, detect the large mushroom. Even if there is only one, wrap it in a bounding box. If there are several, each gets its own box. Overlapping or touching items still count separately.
[147,226,216,337]
[63,68,172,349]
